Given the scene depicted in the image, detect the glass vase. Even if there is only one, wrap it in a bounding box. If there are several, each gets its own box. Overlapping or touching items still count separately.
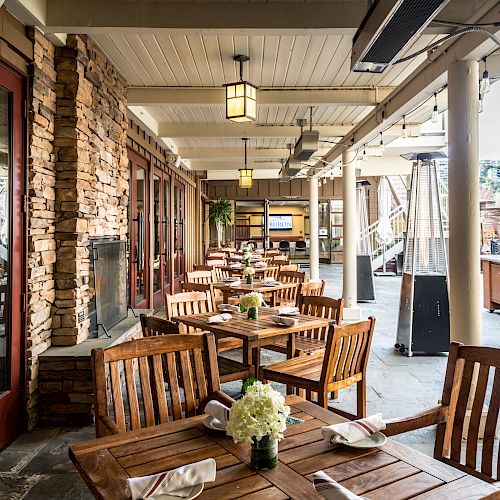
[245,275,253,284]
[247,306,258,320]
[251,435,278,470]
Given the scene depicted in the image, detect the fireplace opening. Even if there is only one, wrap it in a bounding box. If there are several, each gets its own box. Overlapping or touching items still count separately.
[89,238,128,337]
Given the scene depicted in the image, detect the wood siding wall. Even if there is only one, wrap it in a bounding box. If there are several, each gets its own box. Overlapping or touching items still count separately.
[127,120,205,273]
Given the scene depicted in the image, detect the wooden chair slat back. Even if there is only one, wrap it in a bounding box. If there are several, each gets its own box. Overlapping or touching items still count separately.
[92,333,220,436]
[297,281,326,308]
[435,342,500,482]
[193,264,213,272]
[298,296,343,340]
[276,270,307,305]
[140,314,181,338]
[207,253,225,259]
[279,264,299,272]
[165,291,213,333]
[181,282,216,311]
[271,255,290,265]
[320,318,375,388]
[213,265,229,282]
[186,270,213,284]
[205,259,226,267]
[265,249,280,257]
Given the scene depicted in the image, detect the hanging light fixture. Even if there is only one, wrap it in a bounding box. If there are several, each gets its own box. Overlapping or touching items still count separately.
[362,144,368,162]
[431,93,439,123]
[480,57,491,94]
[239,138,253,188]
[322,176,327,185]
[225,55,257,122]
[479,91,485,114]
[377,132,384,157]
[401,115,408,139]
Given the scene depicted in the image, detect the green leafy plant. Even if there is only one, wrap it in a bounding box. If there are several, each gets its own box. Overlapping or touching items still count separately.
[208,197,232,248]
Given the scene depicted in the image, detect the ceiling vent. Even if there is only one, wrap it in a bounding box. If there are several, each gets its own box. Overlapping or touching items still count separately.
[351,0,451,73]
[293,117,319,161]
[280,156,302,182]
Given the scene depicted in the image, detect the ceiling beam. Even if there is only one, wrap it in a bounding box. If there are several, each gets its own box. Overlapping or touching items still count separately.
[159,123,418,139]
[127,87,397,107]
[189,160,282,171]
[179,148,289,160]
[44,0,369,35]
[312,0,500,178]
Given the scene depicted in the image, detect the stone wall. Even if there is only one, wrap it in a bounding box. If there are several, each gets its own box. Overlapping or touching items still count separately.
[52,35,128,347]
[26,28,58,428]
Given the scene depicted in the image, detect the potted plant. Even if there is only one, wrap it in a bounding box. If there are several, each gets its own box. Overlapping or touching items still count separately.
[208,197,232,248]
[226,381,290,470]
[240,291,263,319]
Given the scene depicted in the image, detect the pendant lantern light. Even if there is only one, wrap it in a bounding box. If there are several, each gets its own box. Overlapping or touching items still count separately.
[225,55,257,122]
[239,138,253,189]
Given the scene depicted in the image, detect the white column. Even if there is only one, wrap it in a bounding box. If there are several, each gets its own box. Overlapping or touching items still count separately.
[342,149,361,319]
[309,177,320,281]
[448,60,481,346]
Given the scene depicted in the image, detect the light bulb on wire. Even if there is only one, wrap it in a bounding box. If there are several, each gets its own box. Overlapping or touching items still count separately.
[480,57,491,94]
[377,132,384,157]
[431,93,438,123]
[322,176,327,185]
[401,116,407,139]
[362,144,368,162]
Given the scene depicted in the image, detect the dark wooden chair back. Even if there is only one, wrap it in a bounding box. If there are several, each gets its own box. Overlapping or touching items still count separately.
[92,333,221,437]
[298,295,343,340]
[165,291,213,333]
[434,342,500,482]
[194,264,213,272]
[181,282,216,310]
[186,270,213,284]
[140,314,181,337]
[321,317,375,390]
[297,281,326,307]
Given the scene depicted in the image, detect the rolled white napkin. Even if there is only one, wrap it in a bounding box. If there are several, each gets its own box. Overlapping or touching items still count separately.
[263,281,281,287]
[271,315,299,327]
[228,279,242,287]
[230,263,242,268]
[277,306,300,315]
[254,261,267,268]
[321,414,386,445]
[127,458,216,499]
[261,277,275,284]
[207,313,232,324]
[218,304,240,313]
[205,400,230,426]
[251,254,261,259]
[313,471,362,500]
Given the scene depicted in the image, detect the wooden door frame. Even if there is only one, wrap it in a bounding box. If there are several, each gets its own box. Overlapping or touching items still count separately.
[172,180,185,292]
[127,148,150,309]
[0,62,24,449]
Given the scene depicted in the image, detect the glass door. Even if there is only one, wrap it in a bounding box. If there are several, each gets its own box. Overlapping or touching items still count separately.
[319,201,332,263]
[0,64,23,449]
[128,150,149,309]
[173,181,185,291]
[163,175,171,297]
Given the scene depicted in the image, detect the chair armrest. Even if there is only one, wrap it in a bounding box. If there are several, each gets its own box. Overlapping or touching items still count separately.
[97,415,123,437]
[209,390,236,408]
[384,405,448,437]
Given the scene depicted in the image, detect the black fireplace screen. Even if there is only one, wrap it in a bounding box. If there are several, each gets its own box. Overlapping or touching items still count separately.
[91,240,128,334]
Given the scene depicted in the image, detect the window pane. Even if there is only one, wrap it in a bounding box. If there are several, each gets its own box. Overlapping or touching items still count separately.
[135,168,146,302]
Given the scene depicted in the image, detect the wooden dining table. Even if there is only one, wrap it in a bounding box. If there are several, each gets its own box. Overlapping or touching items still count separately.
[212,280,297,307]
[173,307,330,374]
[216,265,278,276]
[69,395,500,500]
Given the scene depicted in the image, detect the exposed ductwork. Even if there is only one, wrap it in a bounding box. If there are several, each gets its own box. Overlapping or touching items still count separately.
[351,0,451,73]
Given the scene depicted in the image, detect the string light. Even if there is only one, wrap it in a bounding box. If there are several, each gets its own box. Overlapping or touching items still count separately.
[322,176,327,185]
[480,57,491,94]
[431,93,439,123]
[377,132,384,157]
[362,144,368,162]
[479,91,484,113]
[401,115,408,139]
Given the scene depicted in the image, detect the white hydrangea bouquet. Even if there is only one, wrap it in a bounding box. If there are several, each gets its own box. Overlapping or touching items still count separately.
[242,266,255,284]
[240,291,263,319]
[226,381,290,470]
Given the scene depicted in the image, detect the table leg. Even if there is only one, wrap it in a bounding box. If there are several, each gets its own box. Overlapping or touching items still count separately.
[286,333,296,394]
[244,341,260,379]
[223,290,229,303]
[269,291,276,307]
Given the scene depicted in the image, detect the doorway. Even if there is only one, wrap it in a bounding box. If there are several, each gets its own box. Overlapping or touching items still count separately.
[173,181,185,291]
[0,64,24,449]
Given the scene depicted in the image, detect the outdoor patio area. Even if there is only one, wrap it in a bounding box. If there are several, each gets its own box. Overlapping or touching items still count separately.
[1,264,499,499]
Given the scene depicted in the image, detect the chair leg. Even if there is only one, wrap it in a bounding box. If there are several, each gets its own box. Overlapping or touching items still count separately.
[330,390,338,400]
[318,390,329,409]
[356,380,366,418]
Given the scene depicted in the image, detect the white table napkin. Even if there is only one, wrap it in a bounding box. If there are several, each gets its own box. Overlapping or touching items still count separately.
[313,471,363,500]
[277,306,299,315]
[207,313,232,324]
[230,263,242,268]
[321,414,386,445]
[127,458,216,499]
[271,315,299,327]
[263,281,281,287]
[218,304,240,313]
[205,400,230,426]
[227,279,241,287]
[254,262,267,268]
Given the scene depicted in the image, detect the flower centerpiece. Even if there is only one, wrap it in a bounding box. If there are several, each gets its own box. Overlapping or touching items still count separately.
[226,381,290,470]
[240,291,262,319]
[242,266,256,284]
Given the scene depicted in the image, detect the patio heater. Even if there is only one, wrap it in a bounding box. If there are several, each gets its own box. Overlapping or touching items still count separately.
[396,152,449,356]
[357,179,375,301]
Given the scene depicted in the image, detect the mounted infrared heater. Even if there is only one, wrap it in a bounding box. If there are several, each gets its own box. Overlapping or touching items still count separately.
[351,0,451,73]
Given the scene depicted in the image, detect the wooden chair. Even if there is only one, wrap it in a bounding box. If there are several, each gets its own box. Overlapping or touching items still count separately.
[186,270,213,284]
[260,317,376,419]
[213,265,229,282]
[206,252,225,259]
[279,264,300,272]
[297,280,326,307]
[193,264,213,272]
[271,255,290,265]
[384,342,500,483]
[275,270,307,306]
[165,290,247,369]
[92,332,235,437]
[140,314,181,337]
[264,295,343,356]
[265,249,280,257]
[181,281,216,310]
